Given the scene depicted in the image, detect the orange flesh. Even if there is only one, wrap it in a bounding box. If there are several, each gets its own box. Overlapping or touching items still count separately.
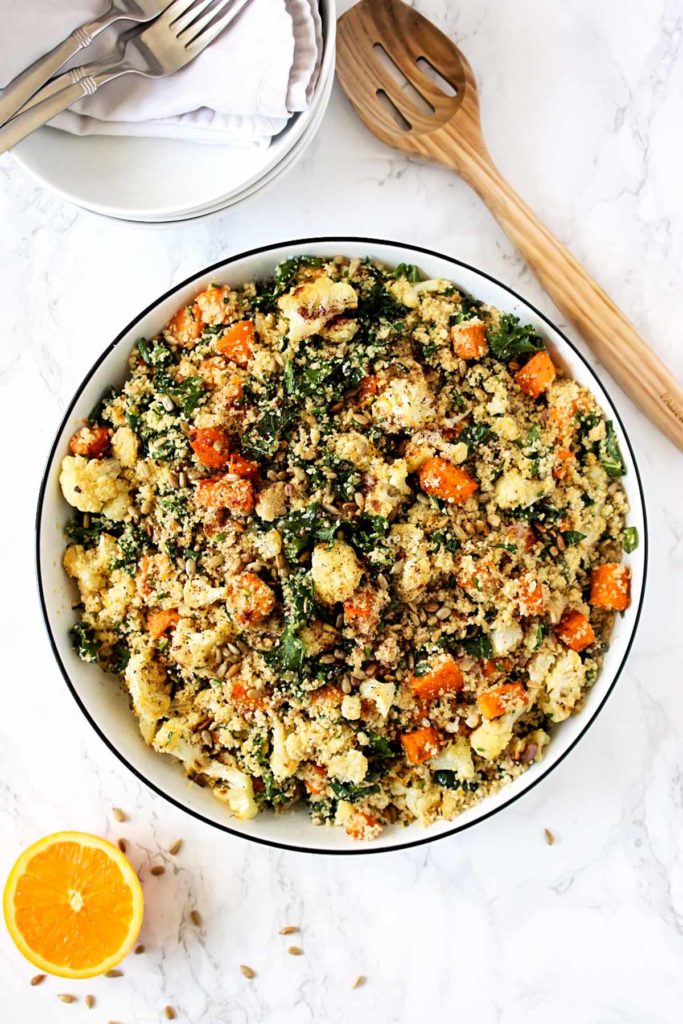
[401,726,441,764]
[514,350,556,398]
[590,563,631,610]
[7,839,141,974]
[452,321,488,359]
[216,320,254,366]
[556,610,596,652]
[410,657,463,701]
[418,457,477,505]
[477,683,528,720]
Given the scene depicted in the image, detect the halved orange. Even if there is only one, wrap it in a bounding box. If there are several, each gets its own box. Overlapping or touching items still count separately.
[3,831,144,978]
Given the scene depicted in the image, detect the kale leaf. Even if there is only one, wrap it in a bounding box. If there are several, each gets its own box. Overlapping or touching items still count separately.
[461,632,493,659]
[487,314,544,362]
[601,420,626,477]
[137,337,173,367]
[65,514,122,548]
[70,622,99,663]
[278,504,340,562]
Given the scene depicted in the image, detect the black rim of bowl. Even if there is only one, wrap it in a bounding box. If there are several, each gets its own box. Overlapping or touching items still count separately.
[35,236,649,855]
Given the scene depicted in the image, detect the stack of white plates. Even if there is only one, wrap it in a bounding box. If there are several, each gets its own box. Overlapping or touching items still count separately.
[11,0,335,223]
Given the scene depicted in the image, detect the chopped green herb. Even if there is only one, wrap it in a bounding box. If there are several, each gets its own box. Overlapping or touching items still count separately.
[622,526,639,553]
[458,421,494,448]
[393,263,422,282]
[70,622,99,663]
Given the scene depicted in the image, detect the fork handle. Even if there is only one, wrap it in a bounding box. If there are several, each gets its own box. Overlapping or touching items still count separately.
[0,69,124,155]
[0,9,122,127]
[451,138,683,451]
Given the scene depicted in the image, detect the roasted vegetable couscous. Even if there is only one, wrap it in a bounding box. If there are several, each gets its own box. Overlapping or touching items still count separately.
[60,256,634,840]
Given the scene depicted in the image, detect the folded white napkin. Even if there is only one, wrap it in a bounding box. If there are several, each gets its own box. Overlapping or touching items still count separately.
[0,0,322,146]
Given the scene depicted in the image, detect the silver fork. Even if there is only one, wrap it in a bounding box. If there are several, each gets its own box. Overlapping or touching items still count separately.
[0,0,255,155]
[0,0,170,127]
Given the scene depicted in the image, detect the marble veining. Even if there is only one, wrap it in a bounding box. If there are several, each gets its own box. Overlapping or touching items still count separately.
[1,1,682,1021]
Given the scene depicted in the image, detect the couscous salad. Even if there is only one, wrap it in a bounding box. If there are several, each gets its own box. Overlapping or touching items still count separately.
[60,256,635,839]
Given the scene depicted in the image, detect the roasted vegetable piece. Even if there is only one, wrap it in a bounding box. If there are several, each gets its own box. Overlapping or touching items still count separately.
[514,351,556,398]
[69,424,112,459]
[477,682,528,720]
[401,726,441,764]
[195,475,254,514]
[189,427,230,469]
[409,656,463,701]
[146,608,180,639]
[216,320,255,366]
[418,457,477,504]
[555,610,595,652]
[590,563,631,610]
[451,320,488,360]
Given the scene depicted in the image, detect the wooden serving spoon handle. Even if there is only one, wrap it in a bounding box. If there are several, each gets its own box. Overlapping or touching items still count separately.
[437,128,683,450]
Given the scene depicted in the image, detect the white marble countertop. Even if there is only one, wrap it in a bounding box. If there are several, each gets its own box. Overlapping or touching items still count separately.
[1,1,682,1021]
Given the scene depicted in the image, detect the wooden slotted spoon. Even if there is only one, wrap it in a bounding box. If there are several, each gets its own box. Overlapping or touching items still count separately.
[337,0,683,451]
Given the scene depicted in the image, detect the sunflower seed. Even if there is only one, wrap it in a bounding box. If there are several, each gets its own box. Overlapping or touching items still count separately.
[240,964,255,979]
[163,1007,176,1020]
[201,730,213,747]
[544,828,555,846]
[85,995,95,1009]
[30,975,45,987]
[352,976,366,989]
[185,558,197,578]
[117,838,127,853]
[341,678,352,695]
[216,662,228,679]
[112,807,127,822]
[178,471,188,488]
[105,969,123,978]
[57,994,75,1003]
[287,946,304,956]
[190,909,202,927]
[436,607,451,621]
[205,553,224,569]
[135,944,145,954]
[279,925,299,935]
[161,395,175,412]
[150,865,165,877]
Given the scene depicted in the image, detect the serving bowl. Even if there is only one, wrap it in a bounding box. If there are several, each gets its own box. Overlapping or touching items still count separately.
[36,237,647,854]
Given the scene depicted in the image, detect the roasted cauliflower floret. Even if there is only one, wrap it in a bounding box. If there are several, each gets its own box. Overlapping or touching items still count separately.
[125,643,171,744]
[371,369,436,432]
[311,540,363,604]
[60,455,131,519]
[538,649,587,722]
[278,275,358,344]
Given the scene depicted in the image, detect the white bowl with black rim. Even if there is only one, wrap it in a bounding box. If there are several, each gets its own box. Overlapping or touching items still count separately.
[36,237,648,854]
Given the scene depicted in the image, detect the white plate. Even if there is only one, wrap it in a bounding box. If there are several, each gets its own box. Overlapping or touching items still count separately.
[36,239,648,855]
[12,0,335,222]
[132,48,334,224]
